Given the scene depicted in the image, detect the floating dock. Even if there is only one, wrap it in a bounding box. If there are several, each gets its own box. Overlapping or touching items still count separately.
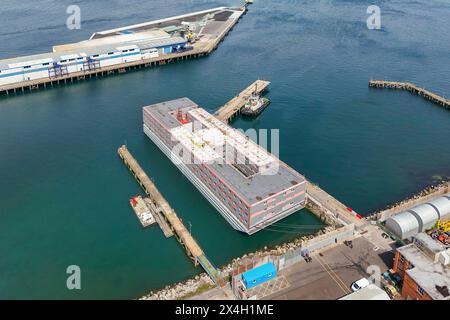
[215,79,270,122]
[130,195,156,227]
[118,145,225,286]
[0,6,247,96]
[369,80,450,109]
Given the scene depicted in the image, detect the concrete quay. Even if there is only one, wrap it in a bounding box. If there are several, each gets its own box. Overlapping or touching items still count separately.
[305,182,366,228]
[0,6,247,96]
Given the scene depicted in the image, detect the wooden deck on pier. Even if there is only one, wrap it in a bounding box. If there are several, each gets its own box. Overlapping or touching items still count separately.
[118,145,203,259]
[118,145,225,286]
[369,80,450,109]
[0,48,206,95]
[143,197,174,238]
[0,6,247,97]
[215,79,270,122]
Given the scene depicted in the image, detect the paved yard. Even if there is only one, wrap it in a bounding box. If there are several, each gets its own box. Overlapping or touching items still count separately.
[267,236,394,300]
[187,225,397,300]
[246,276,290,299]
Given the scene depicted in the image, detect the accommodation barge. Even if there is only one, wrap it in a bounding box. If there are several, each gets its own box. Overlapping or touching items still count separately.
[142,98,306,234]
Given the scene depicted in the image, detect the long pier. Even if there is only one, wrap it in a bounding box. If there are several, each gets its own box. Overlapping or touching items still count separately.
[142,197,174,238]
[369,80,450,109]
[215,79,270,122]
[118,145,225,286]
[0,6,247,97]
[0,49,208,96]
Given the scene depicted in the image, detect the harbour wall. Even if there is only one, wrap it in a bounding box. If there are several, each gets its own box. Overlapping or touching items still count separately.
[368,180,450,222]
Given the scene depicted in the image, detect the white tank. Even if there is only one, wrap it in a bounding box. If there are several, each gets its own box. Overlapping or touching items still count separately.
[439,251,450,266]
[386,211,420,239]
[427,193,450,220]
[409,204,440,232]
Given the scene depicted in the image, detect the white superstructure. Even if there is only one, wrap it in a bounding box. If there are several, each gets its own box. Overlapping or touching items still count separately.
[0,31,187,86]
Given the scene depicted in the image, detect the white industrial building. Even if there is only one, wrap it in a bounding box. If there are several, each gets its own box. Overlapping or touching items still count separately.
[0,27,188,86]
[386,193,450,239]
[339,284,391,300]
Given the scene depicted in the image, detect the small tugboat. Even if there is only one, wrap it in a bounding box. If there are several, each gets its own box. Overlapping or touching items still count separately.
[241,93,270,117]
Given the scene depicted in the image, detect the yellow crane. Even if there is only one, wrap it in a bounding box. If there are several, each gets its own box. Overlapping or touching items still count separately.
[186,31,193,42]
[435,219,450,233]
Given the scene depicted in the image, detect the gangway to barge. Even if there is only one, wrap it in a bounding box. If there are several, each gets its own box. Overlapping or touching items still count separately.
[198,254,226,287]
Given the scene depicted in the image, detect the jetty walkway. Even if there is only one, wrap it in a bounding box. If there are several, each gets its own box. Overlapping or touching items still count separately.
[369,80,450,109]
[118,145,225,287]
[215,80,270,122]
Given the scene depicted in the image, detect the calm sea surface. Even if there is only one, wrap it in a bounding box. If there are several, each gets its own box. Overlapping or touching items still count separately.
[0,0,449,299]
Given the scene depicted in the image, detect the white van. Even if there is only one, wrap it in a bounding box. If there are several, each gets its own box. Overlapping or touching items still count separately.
[351,278,370,292]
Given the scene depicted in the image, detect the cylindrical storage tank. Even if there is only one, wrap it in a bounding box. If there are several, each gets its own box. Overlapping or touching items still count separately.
[409,203,439,232]
[427,193,450,220]
[386,211,420,239]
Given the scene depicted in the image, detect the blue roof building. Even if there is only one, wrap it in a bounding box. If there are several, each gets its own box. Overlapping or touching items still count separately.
[242,262,277,289]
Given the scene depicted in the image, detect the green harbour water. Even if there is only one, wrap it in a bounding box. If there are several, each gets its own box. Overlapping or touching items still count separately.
[0,0,449,299]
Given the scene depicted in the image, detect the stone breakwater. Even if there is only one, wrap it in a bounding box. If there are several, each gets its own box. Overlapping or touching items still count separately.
[368,180,450,222]
[139,225,335,300]
[140,272,216,300]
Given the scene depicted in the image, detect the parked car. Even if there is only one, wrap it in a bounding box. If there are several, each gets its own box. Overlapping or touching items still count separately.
[351,278,370,292]
[391,274,403,286]
[384,284,400,299]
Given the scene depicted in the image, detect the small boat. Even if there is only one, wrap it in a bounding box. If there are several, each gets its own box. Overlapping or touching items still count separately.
[241,94,270,117]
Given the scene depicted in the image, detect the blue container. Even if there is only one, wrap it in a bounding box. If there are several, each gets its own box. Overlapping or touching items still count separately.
[242,262,277,289]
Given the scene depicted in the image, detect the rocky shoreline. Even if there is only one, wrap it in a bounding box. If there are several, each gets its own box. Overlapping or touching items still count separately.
[367,180,450,221]
[139,272,216,300]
